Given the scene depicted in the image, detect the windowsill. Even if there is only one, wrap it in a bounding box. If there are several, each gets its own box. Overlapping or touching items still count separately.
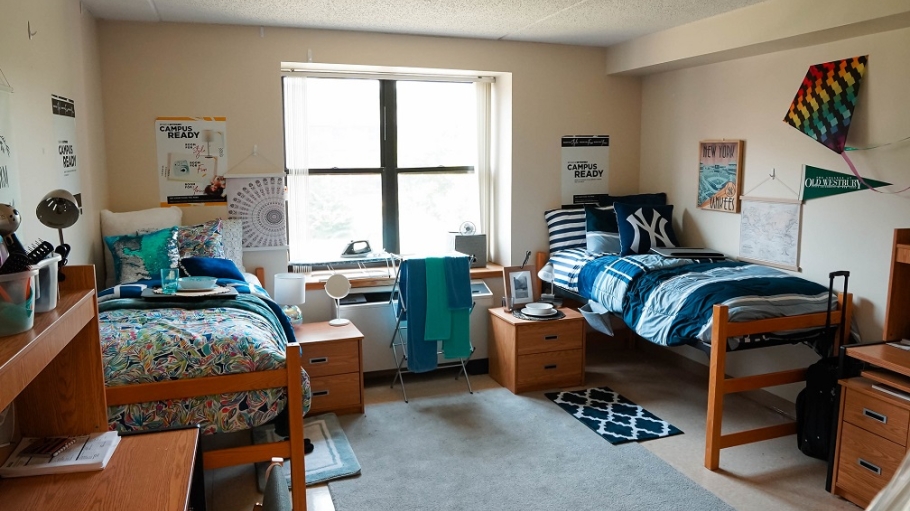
[303,262,504,290]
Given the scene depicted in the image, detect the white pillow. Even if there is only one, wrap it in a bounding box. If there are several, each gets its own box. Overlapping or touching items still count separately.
[221,218,245,272]
[100,207,183,288]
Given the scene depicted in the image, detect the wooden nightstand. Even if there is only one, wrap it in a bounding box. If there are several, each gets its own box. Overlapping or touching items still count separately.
[488,307,585,394]
[294,321,365,415]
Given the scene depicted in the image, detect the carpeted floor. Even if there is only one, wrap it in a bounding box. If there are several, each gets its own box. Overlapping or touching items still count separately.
[329,386,734,511]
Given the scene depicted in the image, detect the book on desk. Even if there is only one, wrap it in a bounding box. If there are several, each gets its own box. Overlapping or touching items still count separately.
[0,431,120,478]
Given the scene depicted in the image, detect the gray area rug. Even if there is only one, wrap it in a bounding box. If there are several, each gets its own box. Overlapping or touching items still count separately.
[330,387,734,511]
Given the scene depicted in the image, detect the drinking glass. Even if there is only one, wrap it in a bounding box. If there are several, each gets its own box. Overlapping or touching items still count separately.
[160,268,179,295]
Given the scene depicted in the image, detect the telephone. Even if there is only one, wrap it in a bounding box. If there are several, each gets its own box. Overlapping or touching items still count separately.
[341,240,372,258]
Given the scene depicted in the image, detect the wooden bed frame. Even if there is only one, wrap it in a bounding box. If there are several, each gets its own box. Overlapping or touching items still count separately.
[103,267,308,510]
[535,252,852,471]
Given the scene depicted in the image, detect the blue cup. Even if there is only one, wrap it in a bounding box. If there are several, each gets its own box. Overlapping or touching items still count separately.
[160,268,179,295]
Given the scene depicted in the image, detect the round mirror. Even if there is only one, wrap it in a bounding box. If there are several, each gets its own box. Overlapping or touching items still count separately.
[325,274,351,300]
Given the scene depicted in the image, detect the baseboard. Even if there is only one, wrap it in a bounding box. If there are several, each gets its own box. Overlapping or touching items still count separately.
[630,337,798,420]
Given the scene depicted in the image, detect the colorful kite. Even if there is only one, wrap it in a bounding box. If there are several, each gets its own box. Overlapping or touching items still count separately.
[784,55,867,154]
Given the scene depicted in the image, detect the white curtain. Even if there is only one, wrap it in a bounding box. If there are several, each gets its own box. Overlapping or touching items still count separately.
[475,81,491,239]
[283,77,309,264]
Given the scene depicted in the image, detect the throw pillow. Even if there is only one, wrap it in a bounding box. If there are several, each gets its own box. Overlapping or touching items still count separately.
[104,226,179,284]
[179,257,246,281]
[544,208,586,253]
[221,218,246,272]
[176,219,225,259]
[100,207,183,288]
[584,205,621,254]
[613,203,679,256]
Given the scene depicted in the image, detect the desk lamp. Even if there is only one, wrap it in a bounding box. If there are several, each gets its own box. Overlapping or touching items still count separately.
[35,189,80,279]
[274,273,306,326]
[325,274,351,327]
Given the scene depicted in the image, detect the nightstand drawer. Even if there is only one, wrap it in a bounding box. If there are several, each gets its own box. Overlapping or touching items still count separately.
[515,320,583,355]
[836,422,907,505]
[516,349,583,391]
[307,373,362,415]
[844,388,910,446]
[301,339,361,378]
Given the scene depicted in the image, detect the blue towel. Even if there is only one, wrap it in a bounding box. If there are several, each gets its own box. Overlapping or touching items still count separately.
[399,259,437,373]
[424,257,452,341]
[442,256,472,359]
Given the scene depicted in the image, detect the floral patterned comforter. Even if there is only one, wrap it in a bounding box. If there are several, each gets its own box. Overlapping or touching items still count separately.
[98,280,311,435]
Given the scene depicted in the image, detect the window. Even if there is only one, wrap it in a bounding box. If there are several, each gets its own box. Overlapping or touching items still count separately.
[283,74,490,261]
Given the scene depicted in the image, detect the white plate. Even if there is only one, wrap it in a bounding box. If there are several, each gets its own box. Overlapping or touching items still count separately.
[522,307,557,317]
[524,302,554,310]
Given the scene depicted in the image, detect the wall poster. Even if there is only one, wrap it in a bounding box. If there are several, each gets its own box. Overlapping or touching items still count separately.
[739,196,802,271]
[225,174,288,250]
[52,95,82,209]
[698,140,743,213]
[561,135,609,205]
[0,89,20,210]
[155,116,228,206]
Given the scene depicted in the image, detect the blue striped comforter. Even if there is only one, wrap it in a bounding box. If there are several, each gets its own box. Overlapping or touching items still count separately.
[550,249,830,347]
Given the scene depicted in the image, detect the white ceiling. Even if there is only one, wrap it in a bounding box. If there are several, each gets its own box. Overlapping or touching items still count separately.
[81,0,771,47]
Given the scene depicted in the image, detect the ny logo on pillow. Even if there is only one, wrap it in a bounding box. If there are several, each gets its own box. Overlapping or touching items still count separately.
[614,203,679,256]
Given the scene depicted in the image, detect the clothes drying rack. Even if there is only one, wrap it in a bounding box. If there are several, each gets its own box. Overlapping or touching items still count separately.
[387,255,475,403]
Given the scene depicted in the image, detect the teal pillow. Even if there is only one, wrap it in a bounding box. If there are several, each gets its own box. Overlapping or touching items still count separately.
[614,203,679,256]
[104,226,179,284]
[584,205,621,254]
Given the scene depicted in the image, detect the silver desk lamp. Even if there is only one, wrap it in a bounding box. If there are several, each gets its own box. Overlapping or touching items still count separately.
[35,189,80,280]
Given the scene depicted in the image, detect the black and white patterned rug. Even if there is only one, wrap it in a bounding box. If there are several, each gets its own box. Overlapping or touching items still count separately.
[545,386,683,445]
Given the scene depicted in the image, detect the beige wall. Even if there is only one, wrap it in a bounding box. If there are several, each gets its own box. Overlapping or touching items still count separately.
[0,0,108,273]
[96,21,642,273]
[640,25,910,399]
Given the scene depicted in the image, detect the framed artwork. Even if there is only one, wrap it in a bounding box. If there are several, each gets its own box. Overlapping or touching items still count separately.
[698,140,744,213]
[503,265,539,309]
[738,196,802,271]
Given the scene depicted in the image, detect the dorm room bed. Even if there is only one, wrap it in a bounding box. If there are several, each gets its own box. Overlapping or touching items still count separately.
[539,196,852,470]
[97,212,310,509]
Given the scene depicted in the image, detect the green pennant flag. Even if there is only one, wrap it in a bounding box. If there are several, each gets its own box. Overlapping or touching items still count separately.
[802,165,891,200]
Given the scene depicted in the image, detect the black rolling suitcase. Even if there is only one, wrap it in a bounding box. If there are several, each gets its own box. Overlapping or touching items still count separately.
[795,271,856,460]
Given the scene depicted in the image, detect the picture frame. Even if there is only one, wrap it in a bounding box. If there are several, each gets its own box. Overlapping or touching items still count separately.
[697,140,744,213]
[738,196,802,272]
[502,265,539,309]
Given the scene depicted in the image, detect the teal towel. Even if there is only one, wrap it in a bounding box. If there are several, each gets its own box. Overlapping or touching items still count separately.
[424,257,451,341]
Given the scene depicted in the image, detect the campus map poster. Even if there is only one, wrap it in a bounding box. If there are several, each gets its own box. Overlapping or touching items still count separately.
[561,135,610,205]
[155,116,228,206]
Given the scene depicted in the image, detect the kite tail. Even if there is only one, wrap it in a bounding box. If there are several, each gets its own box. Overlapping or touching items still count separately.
[841,152,910,194]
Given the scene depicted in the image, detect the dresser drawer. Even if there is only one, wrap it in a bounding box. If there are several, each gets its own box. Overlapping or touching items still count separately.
[515,349,583,391]
[836,422,907,505]
[301,339,361,378]
[307,372,362,415]
[844,388,910,446]
[515,320,583,355]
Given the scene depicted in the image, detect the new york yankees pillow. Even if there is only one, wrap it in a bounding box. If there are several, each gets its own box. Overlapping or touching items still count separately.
[614,203,679,256]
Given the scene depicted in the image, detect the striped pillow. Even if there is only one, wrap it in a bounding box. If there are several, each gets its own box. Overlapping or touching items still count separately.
[544,208,587,253]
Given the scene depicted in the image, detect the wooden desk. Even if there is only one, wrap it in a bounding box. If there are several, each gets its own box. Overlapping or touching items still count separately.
[0,428,199,510]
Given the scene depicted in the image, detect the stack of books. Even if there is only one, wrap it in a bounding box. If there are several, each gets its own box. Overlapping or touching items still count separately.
[0,431,120,478]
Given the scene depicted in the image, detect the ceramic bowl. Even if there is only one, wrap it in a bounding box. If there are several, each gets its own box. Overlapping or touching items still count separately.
[178,276,217,290]
[524,302,554,310]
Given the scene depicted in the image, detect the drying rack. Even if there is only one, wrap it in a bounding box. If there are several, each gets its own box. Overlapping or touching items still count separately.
[387,254,475,402]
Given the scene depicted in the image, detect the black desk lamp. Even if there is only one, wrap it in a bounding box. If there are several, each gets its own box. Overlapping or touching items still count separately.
[35,189,80,280]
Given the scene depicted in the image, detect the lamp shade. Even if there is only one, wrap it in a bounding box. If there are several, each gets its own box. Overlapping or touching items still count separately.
[273,273,306,305]
[35,189,80,230]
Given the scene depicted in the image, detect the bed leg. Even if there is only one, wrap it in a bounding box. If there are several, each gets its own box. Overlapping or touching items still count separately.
[705,305,728,471]
[285,343,308,511]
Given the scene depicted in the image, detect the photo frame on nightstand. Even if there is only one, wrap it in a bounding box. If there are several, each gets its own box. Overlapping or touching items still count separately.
[503,265,539,309]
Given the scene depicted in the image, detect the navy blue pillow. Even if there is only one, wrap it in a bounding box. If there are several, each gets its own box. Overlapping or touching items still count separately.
[584,205,621,254]
[179,257,245,281]
[613,203,679,256]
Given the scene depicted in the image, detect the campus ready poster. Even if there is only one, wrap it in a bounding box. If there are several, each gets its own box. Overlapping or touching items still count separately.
[155,116,228,206]
[561,135,610,205]
[52,95,82,208]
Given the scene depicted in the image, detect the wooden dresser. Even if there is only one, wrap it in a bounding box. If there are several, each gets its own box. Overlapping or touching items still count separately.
[294,321,365,415]
[488,307,585,393]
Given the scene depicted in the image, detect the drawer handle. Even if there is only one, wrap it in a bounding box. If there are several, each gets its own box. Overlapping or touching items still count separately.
[858,458,882,475]
[544,364,558,370]
[312,390,330,397]
[544,335,558,341]
[863,408,888,424]
[309,357,329,364]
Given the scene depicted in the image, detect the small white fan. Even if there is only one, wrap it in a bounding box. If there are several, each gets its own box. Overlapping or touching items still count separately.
[459,221,476,236]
